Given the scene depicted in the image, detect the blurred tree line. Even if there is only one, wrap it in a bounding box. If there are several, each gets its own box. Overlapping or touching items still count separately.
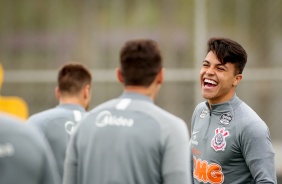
[0,0,282,140]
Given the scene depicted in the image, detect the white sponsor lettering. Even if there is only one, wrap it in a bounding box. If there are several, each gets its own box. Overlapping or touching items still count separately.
[191,140,198,145]
[65,121,76,135]
[65,110,82,135]
[191,131,199,145]
[96,111,134,127]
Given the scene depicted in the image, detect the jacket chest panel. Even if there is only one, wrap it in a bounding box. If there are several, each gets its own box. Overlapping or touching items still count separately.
[192,114,239,164]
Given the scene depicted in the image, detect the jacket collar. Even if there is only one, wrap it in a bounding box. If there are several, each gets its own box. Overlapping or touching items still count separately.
[205,94,242,115]
[119,92,153,103]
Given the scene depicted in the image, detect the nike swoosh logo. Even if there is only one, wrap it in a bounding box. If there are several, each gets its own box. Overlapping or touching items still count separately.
[192,131,199,135]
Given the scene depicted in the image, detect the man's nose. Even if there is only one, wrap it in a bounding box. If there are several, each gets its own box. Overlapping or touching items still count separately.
[206,67,215,75]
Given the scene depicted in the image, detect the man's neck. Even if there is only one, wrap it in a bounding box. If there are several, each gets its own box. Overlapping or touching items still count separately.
[59,97,82,106]
[124,86,157,100]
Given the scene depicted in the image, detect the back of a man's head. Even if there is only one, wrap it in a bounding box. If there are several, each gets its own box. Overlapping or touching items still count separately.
[120,39,162,87]
[58,63,92,96]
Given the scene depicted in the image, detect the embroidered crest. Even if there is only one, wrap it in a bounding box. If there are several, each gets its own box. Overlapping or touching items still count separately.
[211,128,229,151]
[200,108,208,119]
[219,112,232,125]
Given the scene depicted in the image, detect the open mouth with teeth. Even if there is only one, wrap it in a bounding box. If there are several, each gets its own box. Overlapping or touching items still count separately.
[203,78,218,88]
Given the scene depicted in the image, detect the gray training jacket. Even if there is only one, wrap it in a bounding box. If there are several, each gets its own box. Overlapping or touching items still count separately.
[0,113,61,184]
[191,95,277,184]
[63,92,192,184]
[28,104,86,180]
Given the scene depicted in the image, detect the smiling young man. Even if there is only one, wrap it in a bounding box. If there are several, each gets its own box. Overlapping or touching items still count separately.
[191,37,277,183]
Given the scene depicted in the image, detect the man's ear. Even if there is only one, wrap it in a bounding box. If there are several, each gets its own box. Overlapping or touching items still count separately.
[157,68,164,84]
[233,74,243,86]
[83,84,91,99]
[116,68,123,83]
[55,87,60,100]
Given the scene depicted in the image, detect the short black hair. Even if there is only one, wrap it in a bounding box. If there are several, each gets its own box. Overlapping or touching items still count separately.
[120,39,162,87]
[207,37,247,74]
[58,62,92,95]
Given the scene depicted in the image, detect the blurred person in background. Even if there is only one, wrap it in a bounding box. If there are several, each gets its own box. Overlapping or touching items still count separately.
[191,37,277,183]
[0,112,60,184]
[63,39,191,184]
[0,63,29,119]
[27,62,92,180]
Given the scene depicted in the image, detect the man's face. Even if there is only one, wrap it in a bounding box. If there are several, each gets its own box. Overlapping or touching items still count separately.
[200,51,241,104]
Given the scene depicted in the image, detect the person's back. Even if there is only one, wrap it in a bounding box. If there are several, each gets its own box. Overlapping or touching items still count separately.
[0,112,60,184]
[63,39,191,184]
[65,92,189,184]
[28,62,92,179]
[28,104,86,177]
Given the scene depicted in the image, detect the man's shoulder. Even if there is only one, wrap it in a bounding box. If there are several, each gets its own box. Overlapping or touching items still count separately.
[28,106,74,122]
[0,113,26,134]
[87,99,118,114]
[152,104,182,120]
[196,101,207,109]
[236,102,264,123]
[1,113,44,141]
[85,98,186,128]
[29,107,56,118]
[193,102,207,115]
[232,102,269,136]
[135,101,187,129]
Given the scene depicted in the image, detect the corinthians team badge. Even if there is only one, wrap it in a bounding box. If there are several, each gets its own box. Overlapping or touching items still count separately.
[211,127,229,151]
[219,112,232,125]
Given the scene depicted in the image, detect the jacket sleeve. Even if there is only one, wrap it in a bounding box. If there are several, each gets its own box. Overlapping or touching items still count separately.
[190,106,198,184]
[161,119,192,184]
[240,122,277,183]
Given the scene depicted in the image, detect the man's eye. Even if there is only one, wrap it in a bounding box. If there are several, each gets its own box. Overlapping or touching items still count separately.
[218,67,225,71]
